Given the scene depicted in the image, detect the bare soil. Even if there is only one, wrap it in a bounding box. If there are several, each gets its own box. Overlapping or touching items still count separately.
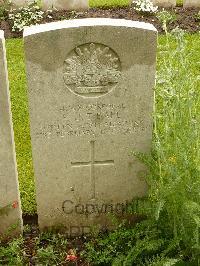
[0,5,200,38]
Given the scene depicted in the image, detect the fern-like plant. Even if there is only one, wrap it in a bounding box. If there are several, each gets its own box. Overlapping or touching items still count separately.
[83,27,200,266]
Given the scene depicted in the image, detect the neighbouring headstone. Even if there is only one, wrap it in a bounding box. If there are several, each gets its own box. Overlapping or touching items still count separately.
[42,0,88,11]
[0,30,22,236]
[11,0,34,8]
[152,0,176,7]
[24,19,157,235]
[183,0,200,7]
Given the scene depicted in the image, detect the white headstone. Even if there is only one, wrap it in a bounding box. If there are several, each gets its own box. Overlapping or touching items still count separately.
[24,19,157,235]
[152,0,176,7]
[11,0,34,8]
[183,0,200,7]
[42,0,89,11]
[0,30,23,236]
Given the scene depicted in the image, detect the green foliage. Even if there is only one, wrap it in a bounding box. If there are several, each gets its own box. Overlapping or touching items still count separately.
[37,245,59,265]
[0,0,11,21]
[6,39,36,214]
[143,257,180,266]
[133,29,200,265]
[156,9,177,33]
[9,1,44,32]
[35,232,68,265]
[58,10,78,21]
[89,0,130,8]
[194,11,200,22]
[0,232,69,265]
[176,0,183,6]
[83,219,181,265]
[147,28,200,258]
[0,237,24,265]
[83,30,200,265]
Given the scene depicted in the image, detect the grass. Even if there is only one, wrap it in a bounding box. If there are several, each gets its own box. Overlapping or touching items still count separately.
[0,236,24,265]
[89,0,183,8]
[89,0,130,8]
[176,0,183,6]
[0,228,71,265]
[5,33,200,217]
[158,34,200,76]
[6,40,36,214]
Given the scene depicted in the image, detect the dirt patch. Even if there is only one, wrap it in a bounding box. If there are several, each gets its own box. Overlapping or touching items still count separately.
[0,5,199,38]
[21,215,91,266]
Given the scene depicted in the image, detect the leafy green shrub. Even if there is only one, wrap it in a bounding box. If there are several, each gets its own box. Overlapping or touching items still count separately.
[156,9,177,33]
[144,26,200,259]
[0,0,11,21]
[83,218,183,265]
[9,1,44,32]
[194,11,200,22]
[35,232,68,265]
[0,237,24,265]
[176,0,183,6]
[83,28,200,266]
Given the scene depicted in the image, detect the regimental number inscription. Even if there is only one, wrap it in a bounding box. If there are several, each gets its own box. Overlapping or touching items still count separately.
[63,43,121,97]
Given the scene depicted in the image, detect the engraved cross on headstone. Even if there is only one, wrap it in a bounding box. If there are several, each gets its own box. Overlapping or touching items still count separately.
[71,140,114,199]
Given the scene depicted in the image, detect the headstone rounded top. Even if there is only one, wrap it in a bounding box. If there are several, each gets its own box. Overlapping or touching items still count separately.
[0,30,4,40]
[23,18,157,37]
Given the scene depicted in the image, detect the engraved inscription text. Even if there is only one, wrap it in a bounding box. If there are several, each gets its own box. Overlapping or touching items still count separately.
[35,102,146,139]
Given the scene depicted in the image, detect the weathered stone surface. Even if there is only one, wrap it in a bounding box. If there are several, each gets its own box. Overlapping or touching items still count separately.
[24,19,157,235]
[152,0,176,7]
[183,0,200,7]
[0,30,23,236]
[42,0,88,11]
[11,0,34,8]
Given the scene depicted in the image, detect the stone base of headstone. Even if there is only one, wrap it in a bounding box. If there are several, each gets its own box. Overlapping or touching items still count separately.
[0,30,23,237]
[183,0,200,7]
[42,0,89,11]
[152,0,176,7]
